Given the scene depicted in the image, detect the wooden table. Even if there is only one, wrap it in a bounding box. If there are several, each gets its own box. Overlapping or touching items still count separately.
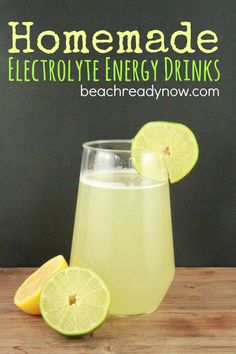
[1,268,236,354]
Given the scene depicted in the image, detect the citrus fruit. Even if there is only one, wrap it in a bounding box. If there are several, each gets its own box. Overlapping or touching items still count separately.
[131,121,199,183]
[14,255,68,315]
[40,267,111,336]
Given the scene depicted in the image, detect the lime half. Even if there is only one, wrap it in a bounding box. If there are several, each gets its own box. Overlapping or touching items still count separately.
[40,267,111,336]
[131,121,199,183]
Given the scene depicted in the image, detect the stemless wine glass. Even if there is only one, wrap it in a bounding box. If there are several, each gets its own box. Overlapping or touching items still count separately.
[70,140,175,316]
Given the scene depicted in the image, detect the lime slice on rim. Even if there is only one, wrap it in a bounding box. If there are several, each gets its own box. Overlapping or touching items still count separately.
[40,267,111,336]
[131,121,199,183]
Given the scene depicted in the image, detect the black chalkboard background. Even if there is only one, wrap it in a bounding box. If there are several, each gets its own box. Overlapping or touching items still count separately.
[0,0,235,266]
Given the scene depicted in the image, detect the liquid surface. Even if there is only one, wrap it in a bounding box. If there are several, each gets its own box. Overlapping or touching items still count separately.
[70,170,175,315]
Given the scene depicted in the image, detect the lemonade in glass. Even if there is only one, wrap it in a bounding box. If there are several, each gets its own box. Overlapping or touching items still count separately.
[70,122,198,316]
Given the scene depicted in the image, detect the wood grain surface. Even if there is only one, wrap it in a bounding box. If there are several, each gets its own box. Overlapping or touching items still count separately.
[1,268,236,354]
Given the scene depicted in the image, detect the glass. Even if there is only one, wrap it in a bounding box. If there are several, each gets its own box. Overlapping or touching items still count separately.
[70,140,175,316]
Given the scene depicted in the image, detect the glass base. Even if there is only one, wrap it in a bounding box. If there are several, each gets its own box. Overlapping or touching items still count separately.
[109,268,175,317]
[109,307,158,317]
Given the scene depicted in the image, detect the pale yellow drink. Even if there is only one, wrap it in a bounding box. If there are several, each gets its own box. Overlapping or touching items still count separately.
[70,170,175,315]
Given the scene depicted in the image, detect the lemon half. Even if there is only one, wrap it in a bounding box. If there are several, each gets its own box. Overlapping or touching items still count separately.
[14,255,68,315]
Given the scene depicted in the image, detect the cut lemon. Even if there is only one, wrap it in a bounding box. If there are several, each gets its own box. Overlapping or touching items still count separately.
[131,121,199,183]
[40,267,111,336]
[14,255,68,315]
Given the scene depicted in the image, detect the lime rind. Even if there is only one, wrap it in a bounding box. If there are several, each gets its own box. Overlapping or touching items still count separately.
[40,267,111,336]
[131,121,199,183]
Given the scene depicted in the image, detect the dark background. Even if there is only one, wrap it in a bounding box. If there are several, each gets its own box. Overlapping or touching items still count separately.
[0,0,235,266]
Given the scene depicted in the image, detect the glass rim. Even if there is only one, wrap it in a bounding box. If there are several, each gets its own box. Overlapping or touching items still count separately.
[83,139,132,153]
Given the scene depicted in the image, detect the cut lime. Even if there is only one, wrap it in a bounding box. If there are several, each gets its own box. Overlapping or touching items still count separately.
[131,121,199,183]
[40,267,111,336]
